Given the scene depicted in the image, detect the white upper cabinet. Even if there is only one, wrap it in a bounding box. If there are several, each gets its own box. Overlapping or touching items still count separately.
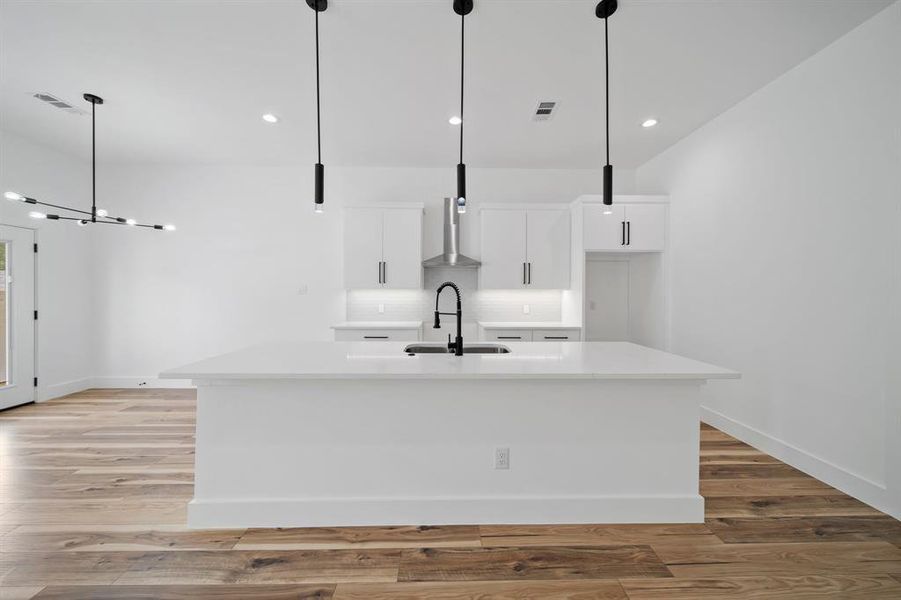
[526,209,571,289]
[381,209,423,288]
[480,210,528,289]
[344,207,422,289]
[583,203,666,251]
[480,208,571,289]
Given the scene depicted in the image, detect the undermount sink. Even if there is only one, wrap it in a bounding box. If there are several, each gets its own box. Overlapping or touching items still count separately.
[404,343,511,355]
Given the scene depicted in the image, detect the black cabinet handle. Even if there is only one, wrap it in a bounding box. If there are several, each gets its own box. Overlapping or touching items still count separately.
[498,336,522,340]
[627,221,631,246]
[544,336,569,340]
[382,261,387,284]
[522,262,527,285]
[377,261,382,284]
[527,262,531,284]
[621,221,626,245]
[363,335,389,339]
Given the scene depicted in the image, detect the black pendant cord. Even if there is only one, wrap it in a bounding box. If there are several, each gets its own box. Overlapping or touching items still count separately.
[315,6,322,166]
[604,13,609,167]
[596,0,616,205]
[459,10,464,166]
[91,98,97,222]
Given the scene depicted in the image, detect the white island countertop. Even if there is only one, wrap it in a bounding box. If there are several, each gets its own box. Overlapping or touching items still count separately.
[161,341,739,381]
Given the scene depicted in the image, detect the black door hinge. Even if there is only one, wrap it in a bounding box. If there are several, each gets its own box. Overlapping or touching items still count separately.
[34,243,38,253]
[34,377,38,387]
[34,310,38,320]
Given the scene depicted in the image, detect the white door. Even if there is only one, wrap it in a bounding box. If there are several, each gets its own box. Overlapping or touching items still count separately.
[381,209,422,289]
[583,204,627,250]
[0,225,35,410]
[480,209,527,289]
[343,209,384,289]
[526,209,570,289]
[585,259,630,342]
[624,204,666,251]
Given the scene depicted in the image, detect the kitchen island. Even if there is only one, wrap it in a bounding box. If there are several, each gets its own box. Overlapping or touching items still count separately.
[161,341,738,528]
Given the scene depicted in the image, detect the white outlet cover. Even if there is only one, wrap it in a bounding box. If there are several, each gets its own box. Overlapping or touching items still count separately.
[523,304,530,314]
[298,284,309,295]
[378,303,385,314]
[494,447,510,470]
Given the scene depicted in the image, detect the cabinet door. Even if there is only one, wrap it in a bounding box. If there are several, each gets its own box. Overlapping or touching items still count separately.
[344,208,384,289]
[382,209,423,289]
[583,204,627,250]
[625,204,666,251]
[526,209,570,289]
[480,209,527,289]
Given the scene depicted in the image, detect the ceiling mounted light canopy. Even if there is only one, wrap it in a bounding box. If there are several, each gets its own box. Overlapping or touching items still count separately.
[596,0,617,206]
[308,0,327,213]
[453,0,473,213]
[5,93,174,231]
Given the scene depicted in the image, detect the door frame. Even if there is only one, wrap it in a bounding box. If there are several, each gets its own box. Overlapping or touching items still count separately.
[0,222,38,408]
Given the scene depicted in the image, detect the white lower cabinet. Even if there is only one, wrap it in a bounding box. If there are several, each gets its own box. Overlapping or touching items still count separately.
[484,329,533,342]
[481,327,582,342]
[333,328,421,342]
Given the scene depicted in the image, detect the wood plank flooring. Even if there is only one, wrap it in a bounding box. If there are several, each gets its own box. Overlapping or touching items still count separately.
[1,389,900,599]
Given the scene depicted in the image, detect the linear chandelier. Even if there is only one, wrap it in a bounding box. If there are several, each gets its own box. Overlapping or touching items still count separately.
[453,0,472,213]
[596,0,616,206]
[309,0,327,213]
[5,93,175,231]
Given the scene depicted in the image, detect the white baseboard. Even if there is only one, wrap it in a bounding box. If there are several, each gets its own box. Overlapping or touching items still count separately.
[90,376,194,389]
[701,406,899,520]
[37,378,92,402]
[187,494,705,529]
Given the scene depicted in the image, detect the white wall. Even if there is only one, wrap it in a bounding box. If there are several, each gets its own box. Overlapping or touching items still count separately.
[636,3,901,518]
[90,165,633,383]
[0,130,95,400]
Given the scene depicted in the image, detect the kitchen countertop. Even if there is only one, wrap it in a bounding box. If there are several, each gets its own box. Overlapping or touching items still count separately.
[161,341,739,381]
[330,321,423,329]
[478,321,582,329]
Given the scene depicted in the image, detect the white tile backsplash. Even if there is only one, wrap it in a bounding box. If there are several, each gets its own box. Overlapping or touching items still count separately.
[346,269,563,340]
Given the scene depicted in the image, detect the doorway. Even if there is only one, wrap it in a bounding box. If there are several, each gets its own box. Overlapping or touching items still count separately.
[0,225,36,410]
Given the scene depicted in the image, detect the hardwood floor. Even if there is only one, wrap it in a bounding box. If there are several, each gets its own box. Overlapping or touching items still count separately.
[1,389,900,599]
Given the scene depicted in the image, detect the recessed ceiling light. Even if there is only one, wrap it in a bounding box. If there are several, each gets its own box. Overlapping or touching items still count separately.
[262,113,279,124]
[642,118,658,128]
[449,116,462,125]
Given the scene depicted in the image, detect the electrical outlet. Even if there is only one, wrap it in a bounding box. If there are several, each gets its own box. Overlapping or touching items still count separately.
[297,284,309,295]
[378,303,385,314]
[523,304,530,315]
[494,447,510,470]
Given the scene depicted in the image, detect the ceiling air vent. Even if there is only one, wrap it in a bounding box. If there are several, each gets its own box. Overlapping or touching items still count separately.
[533,101,558,121]
[32,92,86,115]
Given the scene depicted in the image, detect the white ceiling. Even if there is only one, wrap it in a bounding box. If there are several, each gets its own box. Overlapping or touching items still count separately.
[0,0,892,168]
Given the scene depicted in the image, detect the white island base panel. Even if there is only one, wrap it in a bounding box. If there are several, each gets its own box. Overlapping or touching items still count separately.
[189,378,705,528]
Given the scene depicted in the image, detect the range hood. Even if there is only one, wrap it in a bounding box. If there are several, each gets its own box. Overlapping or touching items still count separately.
[423,197,480,268]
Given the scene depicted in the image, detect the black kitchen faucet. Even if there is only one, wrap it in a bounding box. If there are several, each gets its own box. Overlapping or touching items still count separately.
[433,281,464,356]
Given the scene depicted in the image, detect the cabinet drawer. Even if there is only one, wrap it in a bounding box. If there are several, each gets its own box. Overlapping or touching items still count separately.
[534,328,581,342]
[334,329,420,342]
[483,329,533,342]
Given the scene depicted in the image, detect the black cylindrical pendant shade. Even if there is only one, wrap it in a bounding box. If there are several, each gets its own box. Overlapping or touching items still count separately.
[457,163,466,200]
[603,164,613,205]
[314,163,324,206]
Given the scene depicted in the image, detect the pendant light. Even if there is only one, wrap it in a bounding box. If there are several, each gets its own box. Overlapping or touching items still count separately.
[596,0,617,206]
[453,0,473,213]
[308,0,327,213]
[5,93,175,231]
